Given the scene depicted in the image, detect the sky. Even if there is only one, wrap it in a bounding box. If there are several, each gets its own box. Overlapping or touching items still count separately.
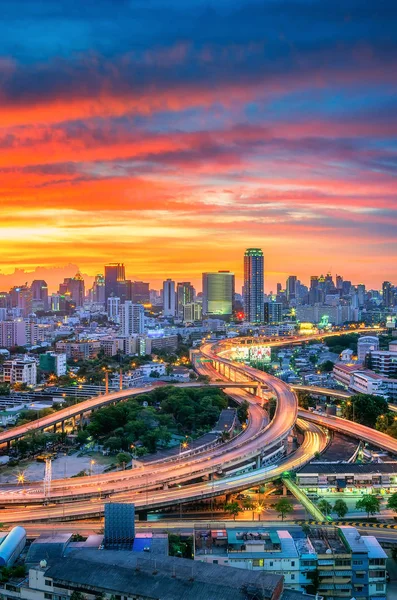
[0,0,396,293]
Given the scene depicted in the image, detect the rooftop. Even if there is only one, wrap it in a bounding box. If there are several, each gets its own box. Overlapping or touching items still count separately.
[298,461,397,475]
[45,549,284,600]
[339,527,387,559]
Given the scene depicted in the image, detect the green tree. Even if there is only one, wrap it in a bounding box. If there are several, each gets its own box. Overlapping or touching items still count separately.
[356,494,380,519]
[342,394,388,427]
[272,499,293,521]
[319,360,335,373]
[224,501,241,520]
[116,452,131,466]
[333,499,348,518]
[387,492,397,512]
[237,400,249,424]
[317,499,333,517]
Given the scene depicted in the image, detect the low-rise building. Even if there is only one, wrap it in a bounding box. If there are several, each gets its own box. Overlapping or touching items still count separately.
[55,340,101,360]
[39,351,67,376]
[297,462,397,494]
[1,356,37,386]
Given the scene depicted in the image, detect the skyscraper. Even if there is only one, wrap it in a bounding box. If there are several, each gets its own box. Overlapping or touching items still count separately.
[383,281,393,307]
[163,279,176,317]
[31,280,49,311]
[120,301,145,335]
[105,263,126,302]
[286,275,297,303]
[131,281,150,305]
[243,248,264,322]
[176,282,195,318]
[92,274,105,304]
[202,271,234,316]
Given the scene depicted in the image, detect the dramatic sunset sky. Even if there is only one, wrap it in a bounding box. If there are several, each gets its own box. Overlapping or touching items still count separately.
[0,0,396,292]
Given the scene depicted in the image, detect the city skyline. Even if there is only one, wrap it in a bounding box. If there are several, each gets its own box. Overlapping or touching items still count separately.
[0,1,396,288]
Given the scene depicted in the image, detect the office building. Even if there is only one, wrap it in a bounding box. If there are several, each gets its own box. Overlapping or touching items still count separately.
[177,282,195,318]
[243,248,264,322]
[39,351,67,377]
[357,283,366,308]
[30,280,48,312]
[183,302,202,323]
[0,320,27,349]
[202,271,235,317]
[130,281,150,305]
[9,285,32,317]
[382,281,394,307]
[120,302,145,335]
[107,296,120,323]
[163,279,176,317]
[104,263,126,302]
[55,340,101,360]
[357,335,379,363]
[286,275,297,302]
[58,272,85,307]
[2,356,37,386]
[264,302,283,324]
[91,274,105,304]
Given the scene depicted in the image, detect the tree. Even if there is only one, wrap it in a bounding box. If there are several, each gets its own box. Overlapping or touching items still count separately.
[116,452,131,466]
[356,494,380,519]
[272,499,293,521]
[224,501,241,520]
[333,499,348,518]
[237,400,249,424]
[387,492,397,512]
[342,394,388,427]
[317,499,333,517]
[319,360,335,373]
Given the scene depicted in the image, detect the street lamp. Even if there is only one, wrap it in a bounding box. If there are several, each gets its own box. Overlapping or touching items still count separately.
[90,459,96,476]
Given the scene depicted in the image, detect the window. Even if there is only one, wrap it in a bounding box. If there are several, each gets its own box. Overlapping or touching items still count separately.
[355,573,364,579]
[253,560,264,567]
[291,575,295,580]
[376,583,385,591]
[213,560,218,565]
[45,580,53,587]
[269,561,273,567]
[353,560,363,566]
[44,594,52,600]
[291,561,295,567]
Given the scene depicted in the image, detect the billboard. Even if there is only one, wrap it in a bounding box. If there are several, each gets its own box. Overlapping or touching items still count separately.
[249,345,271,363]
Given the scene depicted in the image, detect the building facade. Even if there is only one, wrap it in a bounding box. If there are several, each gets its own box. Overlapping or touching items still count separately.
[243,248,264,323]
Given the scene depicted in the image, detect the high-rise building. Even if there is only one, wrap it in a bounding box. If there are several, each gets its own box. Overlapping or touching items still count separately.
[0,320,27,348]
[131,281,150,305]
[202,271,234,317]
[336,274,343,290]
[105,263,126,302]
[107,296,120,323]
[264,302,283,324]
[176,282,195,318]
[243,248,264,322]
[286,275,297,302]
[120,302,145,335]
[58,273,85,307]
[9,285,32,317]
[92,274,105,304]
[30,280,49,312]
[357,283,366,308]
[163,279,176,317]
[183,302,202,323]
[383,281,394,307]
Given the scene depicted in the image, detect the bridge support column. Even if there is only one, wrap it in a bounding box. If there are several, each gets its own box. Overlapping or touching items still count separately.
[61,421,65,434]
[163,483,168,490]
[283,485,288,497]
[138,510,148,521]
[256,455,261,469]
[225,494,232,503]
[79,413,84,428]
[53,424,57,433]
[7,441,10,451]
[72,416,76,428]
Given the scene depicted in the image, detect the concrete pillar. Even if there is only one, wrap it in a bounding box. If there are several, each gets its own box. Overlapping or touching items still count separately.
[61,421,65,433]
[72,416,76,428]
[119,368,123,391]
[53,424,57,433]
[105,371,109,395]
[256,455,261,469]
[7,440,10,451]
[283,485,287,497]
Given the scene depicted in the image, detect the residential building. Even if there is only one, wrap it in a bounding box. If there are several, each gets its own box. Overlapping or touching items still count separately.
[140,362,167,377]
[244,248,264,322]
[106,296,120,323]
[357,335,379,363]
[39,351,67,376]
[264,302,283,324]
[368,346,397,377]
[120,302,145,336]
[0,320,27,349]
[55,340,101,360]
[2,356,37,386]
[382,280,394,307]
[163,279,176,317]
[202,271,235,317]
